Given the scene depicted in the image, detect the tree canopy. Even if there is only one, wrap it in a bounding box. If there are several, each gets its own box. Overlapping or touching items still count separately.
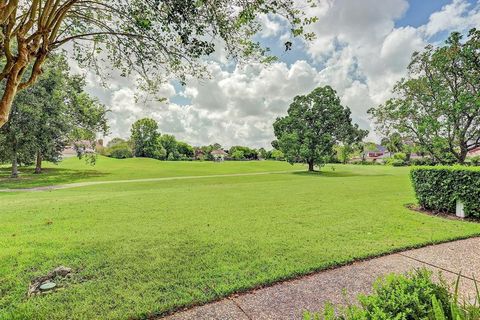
[0,0,316,128]
[130,118,161,158]
[369,29,480,164]
[273,86,367,171]
[0,54,108,176]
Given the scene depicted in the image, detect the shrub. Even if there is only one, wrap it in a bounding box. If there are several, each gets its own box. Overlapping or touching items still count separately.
[231,150,245,160]
[410,158,436,166]
[304,269,480,320]
[108,147,133,159]
[410,166,480,218]
[104,141,134,159]
[469,156,480,166]
[394,152,407,161]
[271,149,285,161]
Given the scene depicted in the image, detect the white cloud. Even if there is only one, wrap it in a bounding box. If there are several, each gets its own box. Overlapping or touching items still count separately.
[423,0,480,37]
[72,0,480,148]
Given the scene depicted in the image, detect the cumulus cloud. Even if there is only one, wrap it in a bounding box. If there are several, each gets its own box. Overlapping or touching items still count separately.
[422,0,480,37]
[75,0,480,148]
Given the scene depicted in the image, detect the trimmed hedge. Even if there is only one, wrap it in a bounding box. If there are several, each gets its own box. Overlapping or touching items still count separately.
[411,166,480,218]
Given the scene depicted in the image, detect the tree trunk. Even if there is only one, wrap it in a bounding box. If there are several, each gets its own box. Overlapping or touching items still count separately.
[458,150,468,164]
[34,151,42,174]
[0,76,19,128]
[308,160,314,172]
[11,153,18,178]
[0,47,30,128]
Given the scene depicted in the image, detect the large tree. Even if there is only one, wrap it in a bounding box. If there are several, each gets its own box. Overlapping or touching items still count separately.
[159,134,177,160]
[273,86,367,171]
[369,29,480,164]
[130,118,161,158]
[0,97,37,177]
[0,55,108,177]
[0,0,316,128]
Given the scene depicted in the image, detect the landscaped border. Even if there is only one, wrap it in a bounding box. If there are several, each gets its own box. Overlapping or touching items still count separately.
[410,166,480,218]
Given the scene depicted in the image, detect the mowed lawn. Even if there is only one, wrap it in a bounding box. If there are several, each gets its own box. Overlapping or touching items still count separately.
[1,159,480,319]
[0,156,304,189]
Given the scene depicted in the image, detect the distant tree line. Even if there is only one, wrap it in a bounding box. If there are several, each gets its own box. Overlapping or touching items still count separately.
[100,118,286,162]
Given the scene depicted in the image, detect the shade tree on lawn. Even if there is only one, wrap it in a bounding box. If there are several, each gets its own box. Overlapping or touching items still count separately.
[0,0,316,128]
[369,29,480,164]
[273,86,368,172]
[0,55,108,177]
[130,118,162,159]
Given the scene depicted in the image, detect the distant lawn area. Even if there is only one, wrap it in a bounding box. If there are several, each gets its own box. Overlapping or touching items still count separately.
[1,158,480,319]
[0,156,303,189]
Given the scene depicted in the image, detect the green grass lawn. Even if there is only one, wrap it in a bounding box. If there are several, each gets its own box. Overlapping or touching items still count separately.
[1,158,479,319]
[0,156,303,189]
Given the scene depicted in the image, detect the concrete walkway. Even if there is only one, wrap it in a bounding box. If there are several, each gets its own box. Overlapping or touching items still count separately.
[163,237,480,320]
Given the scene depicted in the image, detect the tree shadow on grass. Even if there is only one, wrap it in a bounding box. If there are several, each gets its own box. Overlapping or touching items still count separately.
[0,167,109,189]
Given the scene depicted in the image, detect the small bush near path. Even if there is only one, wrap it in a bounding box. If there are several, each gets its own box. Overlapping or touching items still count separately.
[411,167,480,218]
[304,269,480,320]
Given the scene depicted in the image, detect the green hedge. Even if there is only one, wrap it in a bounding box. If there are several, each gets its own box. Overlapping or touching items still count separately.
[410,166,480,218]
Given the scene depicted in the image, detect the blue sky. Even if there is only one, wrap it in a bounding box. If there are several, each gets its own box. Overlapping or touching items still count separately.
[92,0,480,147]
[397,0,455,27]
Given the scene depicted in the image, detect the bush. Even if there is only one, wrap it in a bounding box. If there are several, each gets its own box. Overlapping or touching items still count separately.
[394,152,407,161]
[411,166,480,218]
[410,158,436,166]
[271,149,285,161]
[108,146,133,159]
[469,156,480,166]
[304,269,480,320]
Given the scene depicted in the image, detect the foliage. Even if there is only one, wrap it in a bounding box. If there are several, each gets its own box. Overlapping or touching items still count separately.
[305,269,480,320]
[229,146,258,160]
[381,133,404,153]
[273,86,367,171]
[176,141,194,160]
[197,143,223,161]
[0,0,316,128]
[467,156,480,166]
[410,158,436,166]
[107,142,133,159]
[107,138,128,148]
[384,152,408,167]
[0,55,108,175]
[0,93,38,174]
[258,148,268,160]
[369,29,480,164]
[130,118,161,159]
[231,150,245,160]
[271,149,285,161]
[159,134,178,160]
[336,144,355,164]
[108,147,133,160]
[411,166,480,217]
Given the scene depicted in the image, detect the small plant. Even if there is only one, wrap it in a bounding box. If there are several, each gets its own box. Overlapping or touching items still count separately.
[304,269,480,320]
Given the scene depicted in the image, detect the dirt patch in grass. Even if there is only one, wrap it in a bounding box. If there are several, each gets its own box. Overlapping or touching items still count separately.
[406,204,480,223]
